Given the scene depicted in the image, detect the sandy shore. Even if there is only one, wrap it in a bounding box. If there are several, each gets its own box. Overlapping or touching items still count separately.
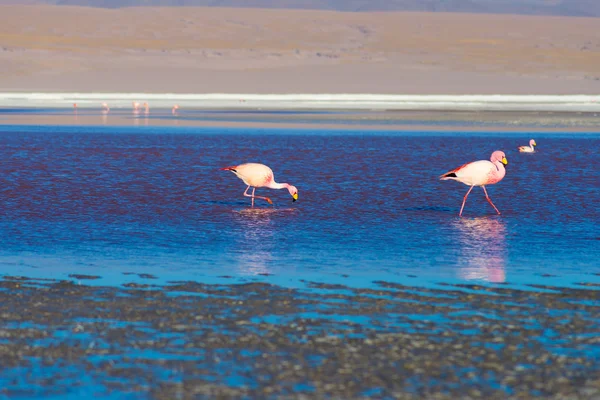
[1,276,599,398]
[2,109,599,132]
[1,6,600,95]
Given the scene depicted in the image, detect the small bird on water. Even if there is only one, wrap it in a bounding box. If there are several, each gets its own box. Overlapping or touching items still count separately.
[440,151,508,217]
[220,163,298,207]
[518,139,537,153]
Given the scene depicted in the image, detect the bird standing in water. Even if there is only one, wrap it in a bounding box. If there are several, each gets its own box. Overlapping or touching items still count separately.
[220,163,298,207]
[518,139,537,153]
[440,151,508,216]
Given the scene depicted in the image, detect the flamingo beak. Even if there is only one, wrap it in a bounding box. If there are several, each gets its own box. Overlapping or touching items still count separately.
[533,141,537,146]
[292,193,298,202]
[502,157,508,165]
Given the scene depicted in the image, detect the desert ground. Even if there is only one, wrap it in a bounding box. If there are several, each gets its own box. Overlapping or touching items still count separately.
[1,5,600,95]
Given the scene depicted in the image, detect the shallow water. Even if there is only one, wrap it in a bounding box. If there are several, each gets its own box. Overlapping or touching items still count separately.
[0,124,598,288]
[0,124,599,398]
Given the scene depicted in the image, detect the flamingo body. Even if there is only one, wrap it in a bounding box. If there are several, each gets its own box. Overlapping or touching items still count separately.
[441,159,505,187]
[518,139,537,153]
[440,151,507,216]
[223,163,274,187]
[221,163,298,206]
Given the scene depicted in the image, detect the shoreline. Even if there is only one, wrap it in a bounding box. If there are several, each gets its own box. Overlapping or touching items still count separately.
[2,106,600,132]
[2,93,600,112]
[1,275,599,398]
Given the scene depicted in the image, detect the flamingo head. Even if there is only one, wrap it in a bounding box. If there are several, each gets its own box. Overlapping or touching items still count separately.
[287,185,299,202]
[530,139,537,147]
[491,150,508,166]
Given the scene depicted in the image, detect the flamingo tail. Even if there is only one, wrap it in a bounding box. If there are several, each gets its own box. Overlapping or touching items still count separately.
[440,162,469,180]
[439,171,458,180]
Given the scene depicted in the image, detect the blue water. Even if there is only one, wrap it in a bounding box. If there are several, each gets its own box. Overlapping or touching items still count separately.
[1,123,599,398]
[0,124,598,288]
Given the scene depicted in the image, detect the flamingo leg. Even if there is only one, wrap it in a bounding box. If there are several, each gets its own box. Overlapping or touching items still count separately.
[482,186,501,215]
[243,186,273,207]
[243,186,253,207]
[459,185,475,217]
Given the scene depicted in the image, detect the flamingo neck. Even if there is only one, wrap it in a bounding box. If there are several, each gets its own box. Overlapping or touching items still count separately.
[530,144,535,151]
[494,161,506,178]
[493,160,504,172]
[268,181,289,190]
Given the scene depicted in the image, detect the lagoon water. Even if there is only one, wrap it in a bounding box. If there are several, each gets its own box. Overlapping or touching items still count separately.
[0,122,599,398]
[0,124,598,288]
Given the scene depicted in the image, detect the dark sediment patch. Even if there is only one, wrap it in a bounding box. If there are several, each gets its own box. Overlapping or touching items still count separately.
[68,274,102,280]
[0,276,599,399]
[122,272,158,279]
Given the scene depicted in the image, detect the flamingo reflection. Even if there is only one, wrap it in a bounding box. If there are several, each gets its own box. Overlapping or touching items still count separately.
[232,209,278,276]
[453,217,507,283]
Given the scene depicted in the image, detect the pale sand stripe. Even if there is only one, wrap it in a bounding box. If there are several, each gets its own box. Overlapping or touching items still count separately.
[1,93,600,112]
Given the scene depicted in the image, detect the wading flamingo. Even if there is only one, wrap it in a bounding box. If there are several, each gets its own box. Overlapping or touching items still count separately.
[172,104,179,115]
[101,102,110,113]
[143,102,149,115]
[220,163,298,207]
[440,151,508,217]
[73,103,78,111]
[518,139,537,153]
[132,102,140,114]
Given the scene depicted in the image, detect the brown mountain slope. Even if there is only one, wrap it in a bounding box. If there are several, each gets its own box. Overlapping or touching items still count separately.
[0,0,599,17]
[1,6,599,94]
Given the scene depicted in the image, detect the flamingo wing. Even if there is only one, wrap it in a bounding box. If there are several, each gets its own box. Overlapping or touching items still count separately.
[222,163,274,187]
[440,160,494,186]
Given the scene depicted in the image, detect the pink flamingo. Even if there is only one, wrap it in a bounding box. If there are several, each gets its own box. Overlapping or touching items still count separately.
[101,102,110,113]
[518,139,537,153]
[73,103,78,112]
[172,104,179,115]
[143,102,149,115]
[220,163,298,207]
[132,102,140,114]
[440,151,508,216]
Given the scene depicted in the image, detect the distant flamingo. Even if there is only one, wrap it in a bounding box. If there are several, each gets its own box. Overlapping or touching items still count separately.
[101,102,110,113]
[143,102,149,115]
[73,103,77,112]
[518,139,537,153]
[132,102,140,114]
[440,151,508,216]
[220,163,298,207]
[172,104,179,115]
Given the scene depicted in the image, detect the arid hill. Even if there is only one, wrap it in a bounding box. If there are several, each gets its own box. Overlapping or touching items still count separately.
[1,6,599,94]
[0,0,599,17]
